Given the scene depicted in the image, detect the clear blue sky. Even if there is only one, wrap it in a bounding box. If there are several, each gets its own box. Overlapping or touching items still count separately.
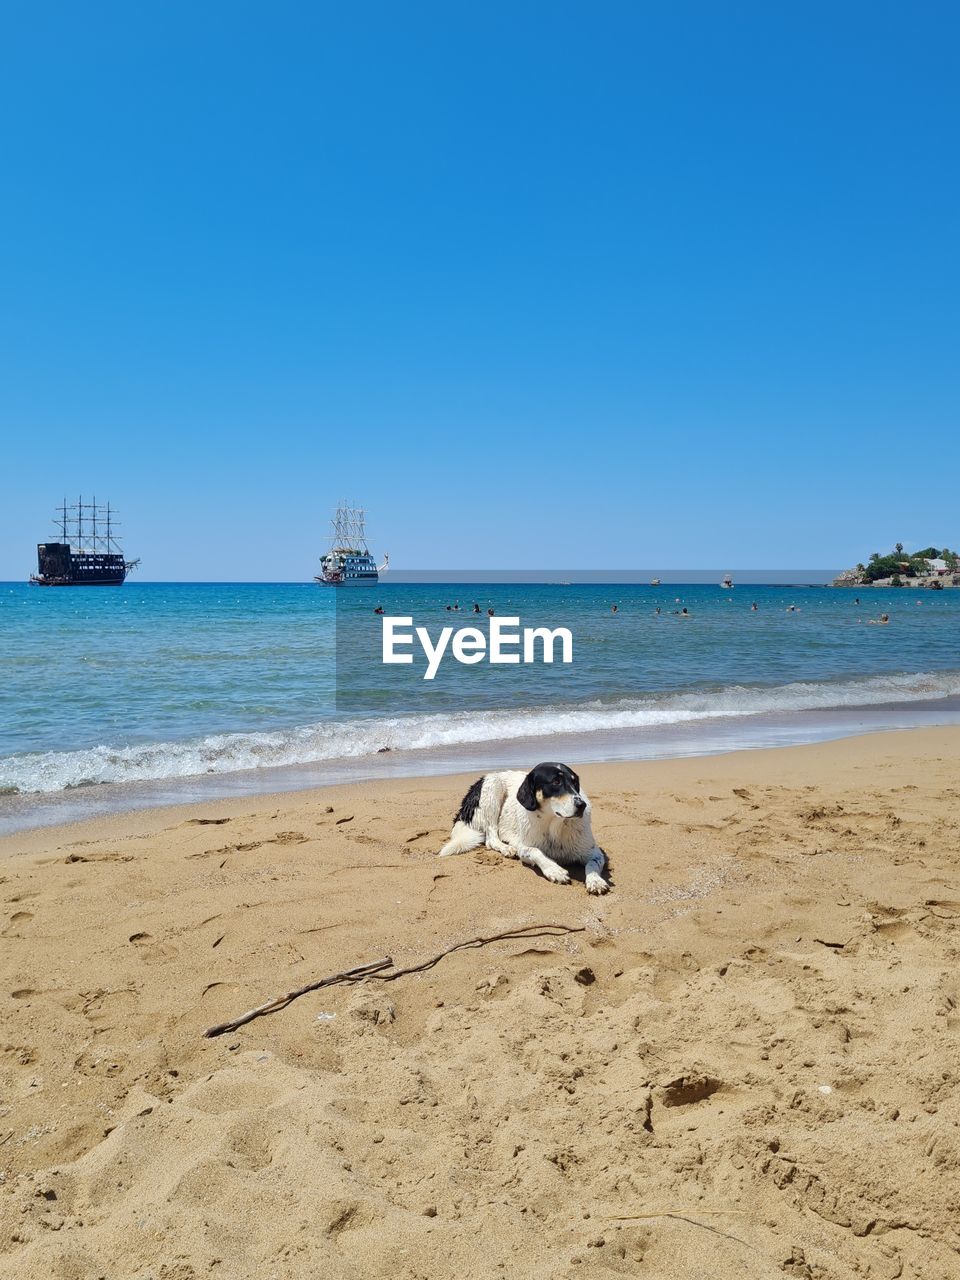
[1,2,957,579]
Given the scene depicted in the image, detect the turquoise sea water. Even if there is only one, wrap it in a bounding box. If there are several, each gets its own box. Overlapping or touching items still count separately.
[2,581,960,820]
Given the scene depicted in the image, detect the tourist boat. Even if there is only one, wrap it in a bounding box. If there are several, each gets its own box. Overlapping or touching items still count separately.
[30,497,139,586]
[721,574,734,589]
[315,503,388,586]
[650,577,661,586]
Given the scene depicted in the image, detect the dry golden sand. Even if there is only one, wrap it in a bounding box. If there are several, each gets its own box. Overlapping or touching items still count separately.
[1,728,960,1279]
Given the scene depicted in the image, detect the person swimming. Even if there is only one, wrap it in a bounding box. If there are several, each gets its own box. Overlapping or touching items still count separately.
[373,605,384,615]
[611,604,618,613]
[750,602,758,611]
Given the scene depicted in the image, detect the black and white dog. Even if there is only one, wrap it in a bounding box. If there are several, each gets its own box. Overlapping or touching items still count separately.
[438,762,609,894]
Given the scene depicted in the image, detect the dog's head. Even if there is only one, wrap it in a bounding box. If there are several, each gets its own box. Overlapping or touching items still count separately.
[516,762,587,819]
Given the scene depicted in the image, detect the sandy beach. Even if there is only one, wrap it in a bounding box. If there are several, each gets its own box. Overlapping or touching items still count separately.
[2,727,959,1279]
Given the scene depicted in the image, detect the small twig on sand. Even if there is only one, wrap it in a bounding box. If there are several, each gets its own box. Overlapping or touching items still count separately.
[202,957,393,1037]
[203,923,585,1038]
[606,1212,755,1250]
[373,924,585,982]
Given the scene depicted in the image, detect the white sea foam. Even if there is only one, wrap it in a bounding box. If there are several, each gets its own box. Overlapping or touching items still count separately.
[3,670,960,795]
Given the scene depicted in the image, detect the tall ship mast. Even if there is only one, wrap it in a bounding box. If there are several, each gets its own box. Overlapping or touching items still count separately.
[315,502,388,586]
[30,497,140,587]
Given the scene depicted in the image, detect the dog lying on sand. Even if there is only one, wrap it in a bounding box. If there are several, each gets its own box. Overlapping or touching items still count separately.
[438,762,609,894]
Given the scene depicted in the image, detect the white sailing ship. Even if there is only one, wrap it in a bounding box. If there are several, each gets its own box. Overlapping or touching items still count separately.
[315,503,388,586]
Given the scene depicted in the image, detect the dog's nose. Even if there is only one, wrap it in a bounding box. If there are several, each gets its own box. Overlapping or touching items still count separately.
[574,797,587,816]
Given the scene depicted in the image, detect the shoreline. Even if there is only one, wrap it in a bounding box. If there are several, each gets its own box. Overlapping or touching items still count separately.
[3,692,960,838]
[2,726,959,1277]
[0,718,955,857]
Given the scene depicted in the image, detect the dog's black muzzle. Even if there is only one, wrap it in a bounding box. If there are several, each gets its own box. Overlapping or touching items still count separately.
[574,797,587,817]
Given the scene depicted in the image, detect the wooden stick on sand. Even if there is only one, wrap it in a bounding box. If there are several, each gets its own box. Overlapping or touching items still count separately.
[202,957,393,1037]
[203,923,585,1038]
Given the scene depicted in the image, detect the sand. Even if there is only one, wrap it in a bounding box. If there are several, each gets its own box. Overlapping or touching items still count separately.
[1,728,959,1279]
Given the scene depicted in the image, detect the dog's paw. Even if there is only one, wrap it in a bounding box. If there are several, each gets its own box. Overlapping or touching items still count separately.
[542,864,571,885]
[586,873,610,895]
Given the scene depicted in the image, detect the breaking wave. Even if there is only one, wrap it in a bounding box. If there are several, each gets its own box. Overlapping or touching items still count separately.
[3,669,960,796]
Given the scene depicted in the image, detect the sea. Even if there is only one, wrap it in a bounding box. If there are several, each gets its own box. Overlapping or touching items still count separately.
[2,579,960,833]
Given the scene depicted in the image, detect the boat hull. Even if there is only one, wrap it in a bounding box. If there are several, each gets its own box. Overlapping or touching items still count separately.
[314,575,379,586]
[31,577,126,587]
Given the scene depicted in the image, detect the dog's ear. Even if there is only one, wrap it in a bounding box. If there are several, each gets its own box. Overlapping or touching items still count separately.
[516,769,541,811]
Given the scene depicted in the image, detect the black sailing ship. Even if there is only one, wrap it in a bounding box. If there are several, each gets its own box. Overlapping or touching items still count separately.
[30,497,140,587]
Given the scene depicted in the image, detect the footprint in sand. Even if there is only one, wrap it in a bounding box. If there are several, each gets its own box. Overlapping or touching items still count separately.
[81,989,138,1024]
[1,1043,37,1066]
[404,829,447,850]
[873,919,916,942]
[128,932,178,962]
[3,911,34,935]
